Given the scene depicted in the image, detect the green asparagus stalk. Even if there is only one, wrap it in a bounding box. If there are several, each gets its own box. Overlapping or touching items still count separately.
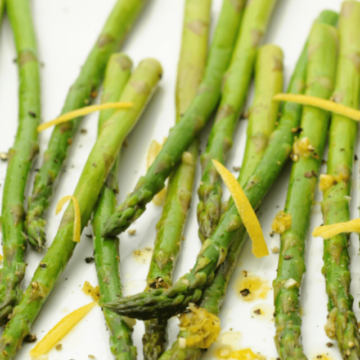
[273,24,338,360]
[320,2,360,359]
[0,59,162,360]
[92,53,137,360]
[103,9,340,323]
[25,0,146,250]
[101,0,244,238]
[0,0,41,326]
[197,0,277,242]
[143,1,211,359]
[159,42,284,360]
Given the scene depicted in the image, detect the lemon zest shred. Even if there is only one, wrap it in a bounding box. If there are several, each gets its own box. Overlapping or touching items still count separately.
[212,160,269,258]
[29,302,96,357]
[56,195,81,243]
[273,94,360,121]
[178,303,221,349]
[271,211,292,234]
[313,218,360,239]
[147,138,167,206]
[82,281,100,303]
[37,102,133,132]
[0,254,3,262]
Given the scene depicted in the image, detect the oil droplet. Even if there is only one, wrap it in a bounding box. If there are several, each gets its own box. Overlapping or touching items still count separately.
[235,271,271,302]
[312,354,332,360]
[251,303,274,321]
[132,247,153,264]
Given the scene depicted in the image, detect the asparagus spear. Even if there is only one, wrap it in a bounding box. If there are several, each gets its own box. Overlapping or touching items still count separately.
[0,59,162,360]
[104,8,339,322]
[273,23,338,360]
[102,0,245,238]
[0,0,41,326]
[143,1,211,359]
[159,43,284,360]
[320,2,360,359]
[197,0,277,242]
[92,53,137,360]
[25,0,146,250]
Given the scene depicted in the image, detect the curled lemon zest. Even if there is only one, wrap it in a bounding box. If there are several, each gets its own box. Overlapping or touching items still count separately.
[273,94,360,121]
[212,160,269,258]
[313,218,360,239]
[56,195,81,243]
[147,138,167,206]
[271,211,292,234]
[29,302,96,357]
[82,281,100,303]
[38,102,133,132]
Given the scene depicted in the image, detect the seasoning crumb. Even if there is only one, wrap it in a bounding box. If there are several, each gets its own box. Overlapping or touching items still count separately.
[254,309,261,315]
[85,257,94,264]
[272,246,279,254]
[0,152,8,161]
[80,128,87,134]
[354,154,358,161]
[128,229,136,235]
[284,255,293,260]
[88,355,95,359]
[233,166,241,171]
[123,138,129,148]
[326,342,333,348]
[240,288,250,297]
[67,138,73,145]
[55,344,62,351]
[317,355,322,359]
[24,333,37,343]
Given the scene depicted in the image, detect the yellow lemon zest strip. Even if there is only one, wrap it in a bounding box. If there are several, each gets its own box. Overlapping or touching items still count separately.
[273,94,360,121]
[82,281,100,303]
[37,102,133,132]
[0,254,3,261]
[29,302,96,357]
[313,219,360,239]
[212,160,269,258]
[56,195,81,243]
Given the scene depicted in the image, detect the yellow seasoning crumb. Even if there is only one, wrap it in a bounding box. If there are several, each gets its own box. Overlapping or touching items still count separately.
[292,137,313,158]
[178,303,221,349]
[82,281,100,303]
[147,139,167,205]
[215,347,264,360]
[56,195,81,243]
[132,247,153,264]
[128,229,136,235]
[212,160,269,258]
[236,271,270,302]
[55,344,62,351]
[271,211,292,234]
[319,173,348,192]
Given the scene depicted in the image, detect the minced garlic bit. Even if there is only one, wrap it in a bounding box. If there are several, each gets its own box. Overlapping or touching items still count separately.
[147,139,167,205]
[82,281,100,302]
[178,303,221,349]
[271,211,292,234]
[313,218,360,239]
[292,137,313,159]
[319,173,348,192]
[37,102,133,132]
[56,195,81,242]
[29,302,97,357]
[213,160,268,258]
[273,94,360,121]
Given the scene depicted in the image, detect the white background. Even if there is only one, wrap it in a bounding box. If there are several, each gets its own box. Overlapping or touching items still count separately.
[0,0,358,359]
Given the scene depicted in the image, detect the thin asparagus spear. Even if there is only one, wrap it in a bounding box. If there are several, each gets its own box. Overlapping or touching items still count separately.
[320,2,360,359]
[26,0,146,250]
[143,1,211,359]
[0,0,41,326]
[104,9,340,323]
[92,53,137,360]
[0,59,162,360]
[159,43,284,360]
[273,24,338,360]
[197,0,277,242]
[102,0,244,238]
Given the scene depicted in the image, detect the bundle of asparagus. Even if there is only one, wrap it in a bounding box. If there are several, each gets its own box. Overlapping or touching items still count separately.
[25,0,146,249]
[273,20,338,360]
[142,1,211,359]
[197,0,277,242]
[0,58,162,359]
[0,0,41,326]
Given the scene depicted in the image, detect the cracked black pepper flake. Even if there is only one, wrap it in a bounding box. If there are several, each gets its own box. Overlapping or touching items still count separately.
[240,288,250,297]
[85,257,94,264]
